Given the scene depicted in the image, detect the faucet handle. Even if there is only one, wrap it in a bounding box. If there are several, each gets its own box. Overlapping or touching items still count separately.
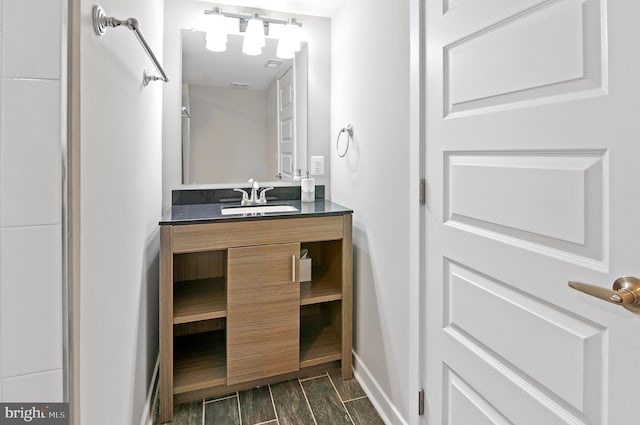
[259,187,274,201]
[233,188,248,200]
[248,178,259,189]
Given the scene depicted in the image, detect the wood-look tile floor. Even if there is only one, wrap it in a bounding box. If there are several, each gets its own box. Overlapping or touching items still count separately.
[162,369,385,425]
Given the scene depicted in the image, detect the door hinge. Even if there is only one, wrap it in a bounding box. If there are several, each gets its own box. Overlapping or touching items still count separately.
[418,389,425,416]
[419,179,426,205]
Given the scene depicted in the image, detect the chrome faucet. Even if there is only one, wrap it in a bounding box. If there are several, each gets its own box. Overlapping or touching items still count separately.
[234,179,273,206]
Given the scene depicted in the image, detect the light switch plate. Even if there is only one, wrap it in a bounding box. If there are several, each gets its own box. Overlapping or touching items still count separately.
[310,156,325,176]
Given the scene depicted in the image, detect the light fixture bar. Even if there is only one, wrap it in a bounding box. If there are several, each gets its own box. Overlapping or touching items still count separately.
[203,8,302,28]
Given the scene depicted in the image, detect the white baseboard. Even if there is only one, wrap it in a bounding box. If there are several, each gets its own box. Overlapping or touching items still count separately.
[139,355,160,425]
[352,352,409,425]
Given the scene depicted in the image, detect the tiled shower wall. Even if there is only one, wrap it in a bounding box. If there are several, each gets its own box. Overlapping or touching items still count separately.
[0,0,65,401]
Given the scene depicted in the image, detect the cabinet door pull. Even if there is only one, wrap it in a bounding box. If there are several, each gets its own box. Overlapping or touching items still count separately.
[292,254,296,282]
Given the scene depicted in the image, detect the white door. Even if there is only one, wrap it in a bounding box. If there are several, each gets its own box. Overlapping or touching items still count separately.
[278,66,295,179]
[424,1,640,424]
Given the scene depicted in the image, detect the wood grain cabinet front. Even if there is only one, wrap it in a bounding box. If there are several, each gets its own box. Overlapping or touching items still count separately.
[158,214,352,423]
[227,242,300,385]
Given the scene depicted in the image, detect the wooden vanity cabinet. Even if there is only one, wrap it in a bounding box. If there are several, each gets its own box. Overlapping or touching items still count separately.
[158,214,352,423]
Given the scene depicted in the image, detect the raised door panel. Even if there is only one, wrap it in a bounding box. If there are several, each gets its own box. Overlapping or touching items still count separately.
[443,0,605,117]
[227,242,300,385]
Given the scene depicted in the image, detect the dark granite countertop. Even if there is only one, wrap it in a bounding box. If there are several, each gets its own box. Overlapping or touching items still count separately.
[160,199,352,225]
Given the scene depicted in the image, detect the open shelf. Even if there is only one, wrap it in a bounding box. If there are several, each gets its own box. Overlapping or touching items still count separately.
[174,277,226,324]
[300,272,342,305]
[300,321,341,368]
[174,330,226,395]
[299,303,341,368]
[300,241,342,307]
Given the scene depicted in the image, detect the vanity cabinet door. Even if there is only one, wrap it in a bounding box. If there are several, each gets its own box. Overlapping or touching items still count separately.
[227,242,300,385]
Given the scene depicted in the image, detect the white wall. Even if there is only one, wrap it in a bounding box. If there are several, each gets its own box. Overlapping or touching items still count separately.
[189,84,273,183]
[331,0,414,424]
[163,0,331,209]
[305,17,330,192]
[0,0,65,402]
[80,0,163,424]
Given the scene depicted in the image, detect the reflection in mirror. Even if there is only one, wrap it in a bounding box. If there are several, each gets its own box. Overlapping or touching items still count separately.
[181,29,308,185]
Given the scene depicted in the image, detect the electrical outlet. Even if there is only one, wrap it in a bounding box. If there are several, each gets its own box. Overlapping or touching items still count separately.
[310,156,325,176]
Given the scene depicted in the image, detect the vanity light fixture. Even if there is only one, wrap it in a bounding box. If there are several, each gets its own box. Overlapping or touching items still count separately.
[205,7,227,52]
[203,8,303,58]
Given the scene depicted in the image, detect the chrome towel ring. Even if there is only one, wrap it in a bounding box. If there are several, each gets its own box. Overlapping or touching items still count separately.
[337,124,354,157]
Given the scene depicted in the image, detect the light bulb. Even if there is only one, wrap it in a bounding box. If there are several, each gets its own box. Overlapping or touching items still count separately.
[205,13,227,52]
[276,38,294,59]
[243,17,265,56]
[287,22,302,52]
[205,34,226,52]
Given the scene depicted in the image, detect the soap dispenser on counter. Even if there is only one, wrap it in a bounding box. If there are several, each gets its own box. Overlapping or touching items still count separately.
[301,171,315,203]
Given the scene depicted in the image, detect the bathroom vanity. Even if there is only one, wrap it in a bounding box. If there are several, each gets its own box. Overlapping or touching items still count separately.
[158,190,353,423]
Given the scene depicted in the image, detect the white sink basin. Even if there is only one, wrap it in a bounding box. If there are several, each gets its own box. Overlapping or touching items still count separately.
[221,204,299,215]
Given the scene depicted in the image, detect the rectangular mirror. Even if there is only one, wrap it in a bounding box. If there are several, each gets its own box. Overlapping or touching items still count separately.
[163,1,330,199]
[181,24,307,184]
